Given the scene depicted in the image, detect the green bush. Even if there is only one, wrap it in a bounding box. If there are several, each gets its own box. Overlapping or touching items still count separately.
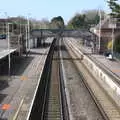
[115,45,120,52]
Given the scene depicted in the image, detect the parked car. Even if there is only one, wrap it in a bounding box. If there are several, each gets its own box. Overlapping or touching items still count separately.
[104,51,113,60]
[0,34,6,39]
[104,51,111,57]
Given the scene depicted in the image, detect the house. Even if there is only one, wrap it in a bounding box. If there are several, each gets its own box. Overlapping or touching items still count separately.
[0,19,13,34]
[91,16,120,54]
[0,18,27,54]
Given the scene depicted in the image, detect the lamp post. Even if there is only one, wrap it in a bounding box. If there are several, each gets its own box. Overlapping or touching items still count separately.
[4,12,8,36]
[4,12,11,76]
[27,14,30,53]
[25,24,28,54]
[7,23,11,76]
[0,12,4,34]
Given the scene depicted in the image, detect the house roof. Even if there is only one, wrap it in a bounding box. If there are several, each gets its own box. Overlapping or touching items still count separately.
[0,19,13,23]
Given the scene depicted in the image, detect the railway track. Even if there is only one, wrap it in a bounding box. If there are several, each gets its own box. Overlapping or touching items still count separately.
[42,44,62,120]
[0,49,49,119]
[41,38,69,120]
[59,38,105,120]
[0,38,52,119]
[28,37,107,120]
[64,37,120,120]
[28,36,120,120]
[28,38,69,120]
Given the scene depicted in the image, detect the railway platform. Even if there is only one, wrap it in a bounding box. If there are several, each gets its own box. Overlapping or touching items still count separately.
[65,37,120,120]
[69,38,120,79]
[0,39,18,60]
[80,45,120,78]
[0,38,53,120]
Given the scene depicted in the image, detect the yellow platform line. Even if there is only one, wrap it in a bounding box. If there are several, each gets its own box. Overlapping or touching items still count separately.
[13,97,25,120]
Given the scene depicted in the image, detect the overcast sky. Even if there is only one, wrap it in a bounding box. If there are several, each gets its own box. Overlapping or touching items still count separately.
[0,0,110,23]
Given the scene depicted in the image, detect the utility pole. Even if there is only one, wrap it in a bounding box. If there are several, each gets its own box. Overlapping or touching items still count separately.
[111,26,114,56]
[25,24,28,55]
[98,9,101,54]
[27,15,30,53]
[111,18,116,56]
[7,23,11,76]
[19,18,21,56]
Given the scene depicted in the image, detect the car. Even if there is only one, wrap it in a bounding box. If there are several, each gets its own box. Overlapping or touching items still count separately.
[106,53,113,60]
[104,51,111,57]
[0,34,6,39]
[104,51,113,60]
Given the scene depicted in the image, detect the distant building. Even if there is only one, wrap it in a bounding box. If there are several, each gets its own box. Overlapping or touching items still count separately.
[0,19,13,34]
[91,16,120,53]
[0,17,27,54]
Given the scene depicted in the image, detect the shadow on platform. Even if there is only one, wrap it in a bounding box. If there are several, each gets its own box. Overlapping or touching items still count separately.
[29,51,47,55]
[11,56,34,76]
[0,80,9,91]
[0,93,7,103]
[37,42,51,49]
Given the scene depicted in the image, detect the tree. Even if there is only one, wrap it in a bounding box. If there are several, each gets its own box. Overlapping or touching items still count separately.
[30,18,50,29]
[107,0,120,17]
[67,13,86,29]
[114,38,120,52]
[67,10,105,29]
[50,16,65,29]
[83,10,105,26]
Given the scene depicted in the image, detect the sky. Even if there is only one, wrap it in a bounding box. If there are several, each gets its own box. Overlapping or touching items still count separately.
[0,0,110,23]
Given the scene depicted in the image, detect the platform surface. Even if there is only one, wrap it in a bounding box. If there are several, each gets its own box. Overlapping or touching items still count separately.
[0,38,53,120]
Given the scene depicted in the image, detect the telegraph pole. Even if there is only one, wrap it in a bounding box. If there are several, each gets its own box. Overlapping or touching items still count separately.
[27,15,30,53]
[111,18,116,56]
[98,9,101,53]
[7,23,11,76]
[25,24,28,55]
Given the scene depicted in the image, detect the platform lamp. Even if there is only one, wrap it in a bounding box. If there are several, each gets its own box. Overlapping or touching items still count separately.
[25,24,28,54]
[27,13,31,53]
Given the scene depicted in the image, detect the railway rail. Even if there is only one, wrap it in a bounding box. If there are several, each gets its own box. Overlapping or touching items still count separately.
[59,38,105,120]
[28,38,69,120]
[28,37,113,120]
[27,36,120,120]
[41,39,62,120]
[64,37,120,120]
[0,38,53,119]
